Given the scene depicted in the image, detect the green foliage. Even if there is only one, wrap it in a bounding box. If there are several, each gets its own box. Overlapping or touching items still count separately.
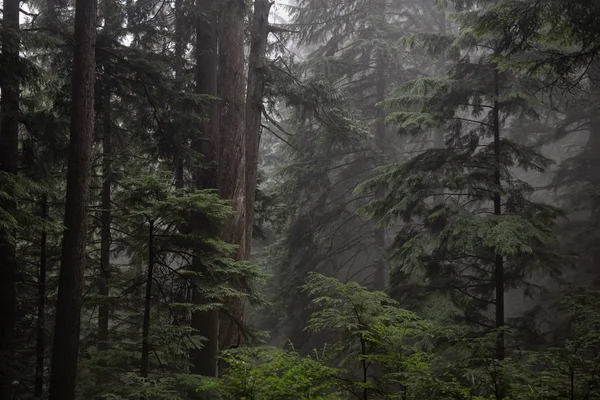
[199,346,343,399]
[304,273,478,399]
[79,169,265,398]
[358,0,565,334]
[470,0,600,83]
[212,276,600,400]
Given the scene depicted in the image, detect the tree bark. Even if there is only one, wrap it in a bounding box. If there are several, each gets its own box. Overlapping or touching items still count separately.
[217,0,247,350]
[243,0,272,257]
[48,0,97,397]
[34,197,49,398]
[217,0,246,240]
[0,0,20,396]
[190,0,220,378]
[140,220,154,379]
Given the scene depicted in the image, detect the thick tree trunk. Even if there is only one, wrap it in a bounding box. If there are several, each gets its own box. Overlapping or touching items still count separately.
[243,0,272,257]
[190,0,220,378]
[492,68,505,363]
[217,0,246,235]
[97,87,112,376]
[217,0,247,350]
[0,0,20,396]
[34,197,49,398]
[140,221,154,379]
[48,0,97,397]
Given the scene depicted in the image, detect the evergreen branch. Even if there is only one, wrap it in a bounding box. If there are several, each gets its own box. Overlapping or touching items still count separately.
[449,116,494,129]
[268,25,299,34]
[261,124,294,147]
[261,106,294,136]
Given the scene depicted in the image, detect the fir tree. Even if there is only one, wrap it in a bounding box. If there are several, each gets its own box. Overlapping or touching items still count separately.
[360,0,563,365]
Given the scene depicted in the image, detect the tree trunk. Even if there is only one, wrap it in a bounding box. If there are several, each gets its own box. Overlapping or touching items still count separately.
[432,12,446,207]
[372,0,387,291]
[48,0,97,397]
[34,197,48,398]
[173,0,185,188]
[0,0,20,396]
[217,0,246,240]
[140,220,154,379]
[217,0,248,350]
[492,68,505,363]
[190,0,220,378]
[243,0,272,257]
[97,86,112,380]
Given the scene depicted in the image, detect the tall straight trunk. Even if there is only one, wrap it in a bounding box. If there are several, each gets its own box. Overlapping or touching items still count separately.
[372,0,387,291]
[190,0,220,377]
[140,221,154,379]
[48,0,97,397]
[433,13,446,207]
[97,87,112,372]
[492,68,505,362]
[34,197,49,398]
[243,0,272,257]
[217,0,246,237]
[217,0,248,350]
[97,0,113,385]
[0,0,20,396]
[173,0,185,188]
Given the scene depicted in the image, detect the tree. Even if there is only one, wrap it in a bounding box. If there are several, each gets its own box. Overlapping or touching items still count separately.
[244,0,272,259]
[190,0,220,377]
[216,0,247,251]
[361,0,564,368]
[48,0,97,397]
[259,0,440,349]
[472,0,600,290]
[216,0,251,350]
[96,0,117,381]
[0,0,20,396]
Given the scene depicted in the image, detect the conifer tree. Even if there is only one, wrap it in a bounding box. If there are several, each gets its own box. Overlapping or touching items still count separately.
[472,0,600,289]
[48,0,97,396]
[191,0,221,377]
[0,0,20,395]
[360,0,562,364]
[261,0,442,348]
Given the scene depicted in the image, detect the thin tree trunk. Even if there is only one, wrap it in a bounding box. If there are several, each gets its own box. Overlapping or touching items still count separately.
[372,0,387,291]
[217,0,248,350]
[243,0,272,256]
[433,12,446,207]
[34,196,48,398]
[0,0,20,395]
[190,0,220,377]
[140,220,154,379]
[173,0,185,188]
[492,67,505,362]
[97,86,112,377]
[48,0,97,397]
